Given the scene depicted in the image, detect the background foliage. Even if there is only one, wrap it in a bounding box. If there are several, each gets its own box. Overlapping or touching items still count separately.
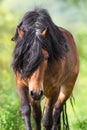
[0,0,87,130]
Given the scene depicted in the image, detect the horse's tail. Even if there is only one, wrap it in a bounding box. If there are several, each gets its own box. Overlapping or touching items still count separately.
[61,95,75,130]
[61,102,70,130]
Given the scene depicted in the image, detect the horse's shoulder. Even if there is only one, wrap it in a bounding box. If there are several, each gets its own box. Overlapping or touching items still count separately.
[16,72,28,87]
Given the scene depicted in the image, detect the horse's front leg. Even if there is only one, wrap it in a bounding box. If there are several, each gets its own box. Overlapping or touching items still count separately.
[17,86,32,130]
[31,100,42,130]
[51,77,77,130]
[43,98,56,130]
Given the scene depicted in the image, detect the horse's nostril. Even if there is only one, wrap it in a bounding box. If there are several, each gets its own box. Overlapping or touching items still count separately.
[39,90,43,96]
[30,90,43,100]
[30,90,34,97]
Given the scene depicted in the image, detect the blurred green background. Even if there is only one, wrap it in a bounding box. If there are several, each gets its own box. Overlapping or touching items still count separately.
[0,0,87,130]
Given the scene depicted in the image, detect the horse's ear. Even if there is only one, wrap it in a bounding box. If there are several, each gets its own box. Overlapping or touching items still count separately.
[18,28,24,38]
[42,27,49,37]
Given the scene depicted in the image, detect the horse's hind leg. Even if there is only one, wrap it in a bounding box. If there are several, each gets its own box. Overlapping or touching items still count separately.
[31,100,42,130]
[17,86,32,130]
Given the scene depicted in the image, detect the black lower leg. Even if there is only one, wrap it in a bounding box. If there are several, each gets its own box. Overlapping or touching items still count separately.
[18,87,32,130]
[43,106,53,130]
[57,115,61,130]
[32,102,42,130]
[51,104,63,130]
[21,104,32,130]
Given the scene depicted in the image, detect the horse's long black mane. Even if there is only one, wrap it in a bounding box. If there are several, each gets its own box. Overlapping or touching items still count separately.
[12,8,68,78]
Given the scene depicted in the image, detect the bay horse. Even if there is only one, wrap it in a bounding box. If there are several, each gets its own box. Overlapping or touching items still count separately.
[12,8,79,130]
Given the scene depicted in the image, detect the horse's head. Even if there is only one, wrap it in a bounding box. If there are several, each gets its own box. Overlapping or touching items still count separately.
[28,29,49,100]
[18,28,49,100]
[28,49,49,100]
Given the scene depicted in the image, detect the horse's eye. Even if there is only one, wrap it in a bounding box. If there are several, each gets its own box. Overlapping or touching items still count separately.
[44,55,49,60]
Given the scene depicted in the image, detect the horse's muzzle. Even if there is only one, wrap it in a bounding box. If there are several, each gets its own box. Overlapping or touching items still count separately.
[30,89,43,100]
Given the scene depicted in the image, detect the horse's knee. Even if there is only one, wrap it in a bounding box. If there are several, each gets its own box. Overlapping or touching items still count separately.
[53,103,63,120]
[20,104,31,116]
[53,104,63,114]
